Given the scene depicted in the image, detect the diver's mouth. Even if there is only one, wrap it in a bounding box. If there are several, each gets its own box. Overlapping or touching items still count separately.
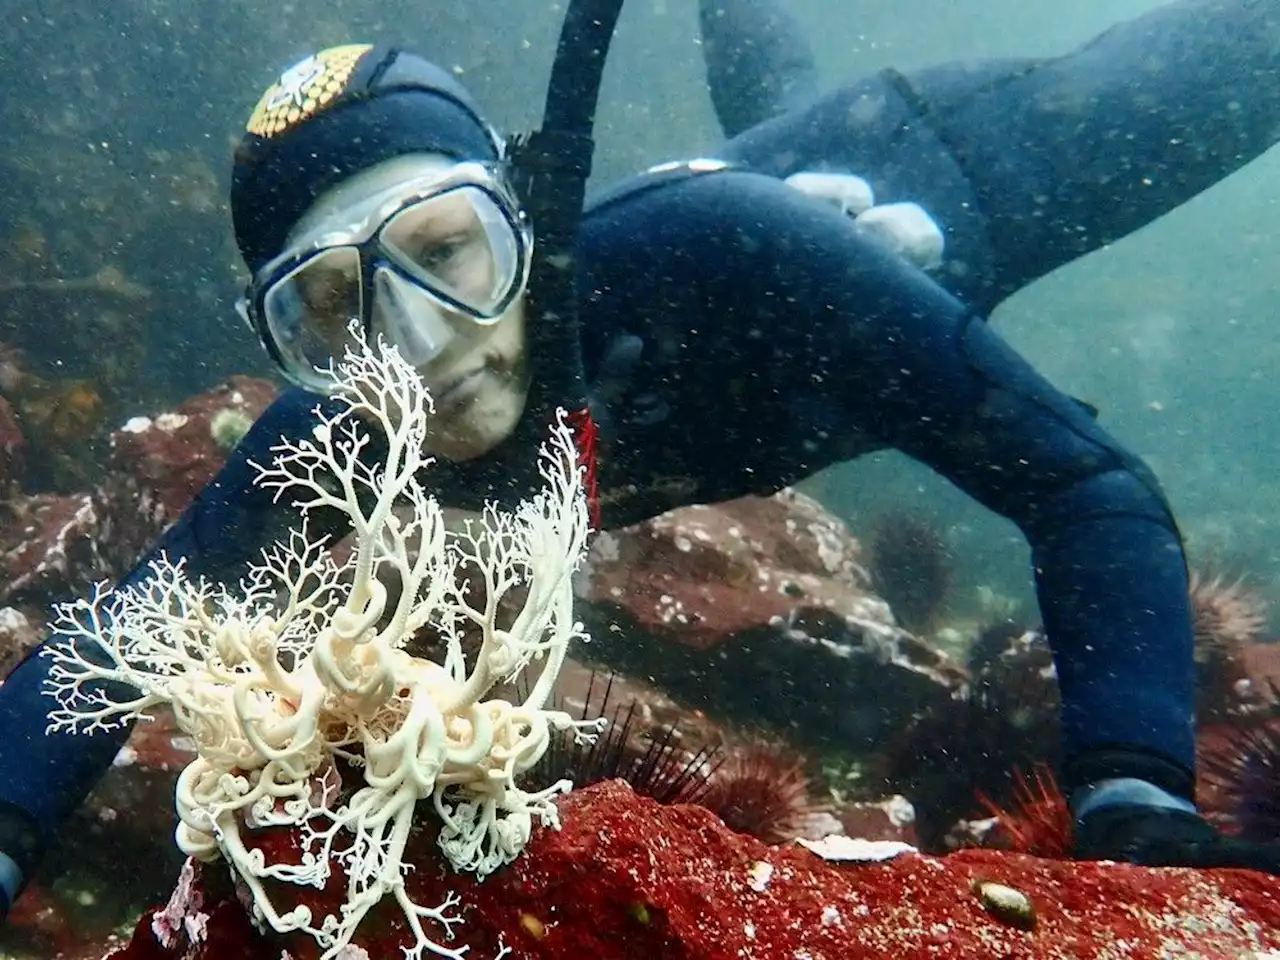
[432,368,486,414]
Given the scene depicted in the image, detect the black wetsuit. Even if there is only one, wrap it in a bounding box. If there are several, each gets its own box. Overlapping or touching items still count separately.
[1,0,1278,883]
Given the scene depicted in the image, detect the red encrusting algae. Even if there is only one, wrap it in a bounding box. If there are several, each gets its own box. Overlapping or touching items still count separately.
[104,779,1280,960]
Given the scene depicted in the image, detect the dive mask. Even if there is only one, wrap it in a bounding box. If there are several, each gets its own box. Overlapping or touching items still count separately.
[238,161,532,393]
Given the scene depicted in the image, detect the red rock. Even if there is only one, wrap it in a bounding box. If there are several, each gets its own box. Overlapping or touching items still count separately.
[580,491,966,752]
[0,492,108,606]
[96,376,277,571]
[105,779,1280,960]
[0,378,277,607]
[585,489,883,650]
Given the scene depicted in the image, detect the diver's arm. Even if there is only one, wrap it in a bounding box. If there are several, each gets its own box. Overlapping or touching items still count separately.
[698,0,820,138]
[0,386,337,918]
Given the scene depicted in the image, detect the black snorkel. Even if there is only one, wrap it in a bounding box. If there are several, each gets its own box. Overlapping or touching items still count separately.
[441,0,627,520]
[509,0,626,419]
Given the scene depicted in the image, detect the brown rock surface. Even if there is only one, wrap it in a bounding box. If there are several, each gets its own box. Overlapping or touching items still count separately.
[578,489,967,752]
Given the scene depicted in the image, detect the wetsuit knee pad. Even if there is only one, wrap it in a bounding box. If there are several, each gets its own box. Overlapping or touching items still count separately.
[956,314,1179,538]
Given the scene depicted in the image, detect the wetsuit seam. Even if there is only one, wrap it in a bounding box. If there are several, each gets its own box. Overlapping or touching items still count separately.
[878,67,1006,229]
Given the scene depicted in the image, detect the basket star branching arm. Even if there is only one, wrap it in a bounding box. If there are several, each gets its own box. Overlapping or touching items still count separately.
[41,327,603,960]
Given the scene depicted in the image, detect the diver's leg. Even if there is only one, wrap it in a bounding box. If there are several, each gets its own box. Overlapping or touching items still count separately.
[698,0,820,138]
[904,0,1280,297]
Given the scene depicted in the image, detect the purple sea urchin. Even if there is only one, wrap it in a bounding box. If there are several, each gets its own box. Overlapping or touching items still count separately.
[698,741,831,844]
[1203,711,1280,843]
[866,511,954,636]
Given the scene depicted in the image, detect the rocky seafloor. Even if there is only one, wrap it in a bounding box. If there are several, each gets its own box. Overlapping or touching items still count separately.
[0,370,1275,958]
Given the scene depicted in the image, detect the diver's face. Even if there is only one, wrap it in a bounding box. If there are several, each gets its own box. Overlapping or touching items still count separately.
[286,153,532,461]
[294,273,530,463]
[415,294,529,462]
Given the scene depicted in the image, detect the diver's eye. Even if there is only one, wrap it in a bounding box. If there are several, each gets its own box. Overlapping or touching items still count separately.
[415,236,468,272]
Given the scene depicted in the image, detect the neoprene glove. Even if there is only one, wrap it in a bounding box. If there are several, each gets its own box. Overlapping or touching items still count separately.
[1075,803,1280,875]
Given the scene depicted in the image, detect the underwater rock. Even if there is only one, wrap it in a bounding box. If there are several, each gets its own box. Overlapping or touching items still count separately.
[0,492,109,608]
[579,489,966,752]
[0,378,276,613]
[104,778,1280,959]
[0,604,44,677]
[583,487,881,650]
[96,376,277,571]
[837,794,919,847]
[0,395,26,489]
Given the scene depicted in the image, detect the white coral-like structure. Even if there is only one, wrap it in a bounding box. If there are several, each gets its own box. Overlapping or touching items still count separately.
[41,330,597,959]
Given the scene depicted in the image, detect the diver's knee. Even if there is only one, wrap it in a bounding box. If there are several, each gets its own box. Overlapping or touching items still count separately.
[1041,467,1179,535]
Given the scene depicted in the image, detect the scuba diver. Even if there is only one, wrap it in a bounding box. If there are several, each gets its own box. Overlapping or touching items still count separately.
[0,0,1278,926]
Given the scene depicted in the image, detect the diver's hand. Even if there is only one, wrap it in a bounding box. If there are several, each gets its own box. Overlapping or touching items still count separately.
[784,170,875,216]
[1075,804,1280,875]
[783,171,944,270]
[853,203,945,271]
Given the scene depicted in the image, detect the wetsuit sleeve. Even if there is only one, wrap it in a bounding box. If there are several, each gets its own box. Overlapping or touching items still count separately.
[698,0,820,138]
[586,169,1197,799]
[0,386,339,906]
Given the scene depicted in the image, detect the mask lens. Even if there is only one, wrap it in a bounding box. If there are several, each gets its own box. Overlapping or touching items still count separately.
[369,268,457,369]
[380,186,521,320]
[261,246,363,384]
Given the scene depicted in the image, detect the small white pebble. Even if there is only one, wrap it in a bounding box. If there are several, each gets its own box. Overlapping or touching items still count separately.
[748,860,774,892]
[112,745,138,767]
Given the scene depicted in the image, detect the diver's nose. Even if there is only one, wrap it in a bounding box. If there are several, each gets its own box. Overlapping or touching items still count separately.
[370,268,457,368]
